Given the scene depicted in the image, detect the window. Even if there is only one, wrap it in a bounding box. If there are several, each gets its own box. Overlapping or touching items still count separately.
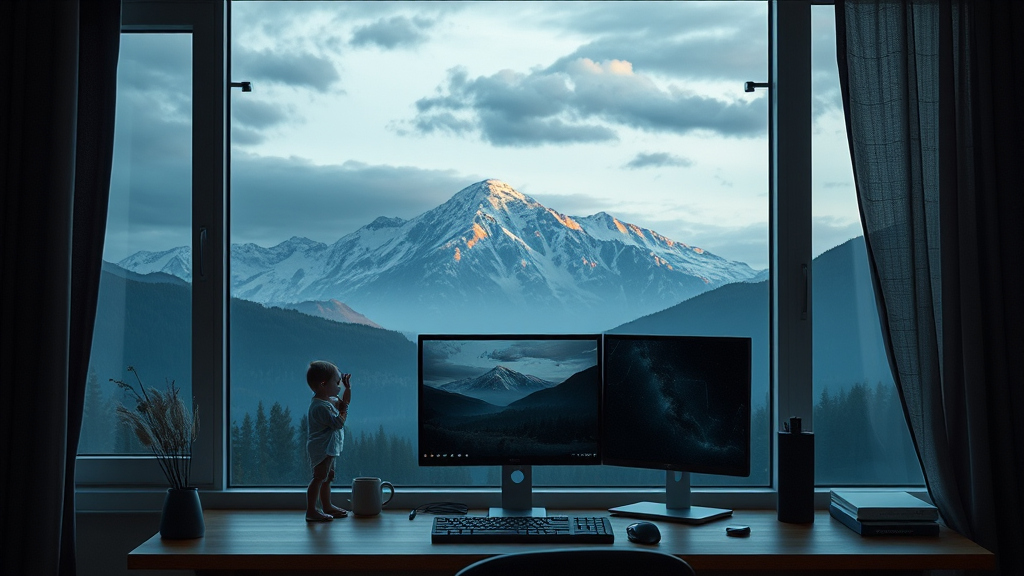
[225,1,769,489]
[809,5,923,486]
[77,0,224,488]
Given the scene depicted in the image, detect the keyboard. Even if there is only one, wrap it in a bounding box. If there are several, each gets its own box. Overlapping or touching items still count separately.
[431,515,614,544]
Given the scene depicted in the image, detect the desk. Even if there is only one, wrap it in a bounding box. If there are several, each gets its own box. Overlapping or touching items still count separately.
[128,509,994,574]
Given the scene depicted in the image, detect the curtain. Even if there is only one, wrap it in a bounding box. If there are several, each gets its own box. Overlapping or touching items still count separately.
[836,1,1023,574]
[0,1,121,575]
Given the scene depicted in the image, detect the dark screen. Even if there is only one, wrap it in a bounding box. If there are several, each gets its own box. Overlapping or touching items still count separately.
[602,335,751,476]
[418,334,602,466]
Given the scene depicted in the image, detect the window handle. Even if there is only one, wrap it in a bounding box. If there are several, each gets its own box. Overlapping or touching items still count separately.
[744,81,768,92]
[230,81,252,92]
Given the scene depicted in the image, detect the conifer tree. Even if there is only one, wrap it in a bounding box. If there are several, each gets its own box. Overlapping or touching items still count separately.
[235,412,257,485]
[230,420,245,484]
[296,414,309,484]
[266,402,296,484]
[80,370,111,453]
[254,401,269,483]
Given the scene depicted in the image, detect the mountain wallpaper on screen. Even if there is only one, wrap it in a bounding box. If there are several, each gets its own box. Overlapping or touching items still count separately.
[420,365,601,462]
[116,179,759,333]
[438,365,556,406]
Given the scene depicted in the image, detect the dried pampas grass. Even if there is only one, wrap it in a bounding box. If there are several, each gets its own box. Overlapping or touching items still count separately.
[112,366,199,489]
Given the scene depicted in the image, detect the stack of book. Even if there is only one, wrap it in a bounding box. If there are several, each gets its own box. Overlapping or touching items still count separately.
[829,490,940,536]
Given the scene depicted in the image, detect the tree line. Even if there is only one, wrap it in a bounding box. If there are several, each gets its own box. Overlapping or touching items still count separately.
[80,370,921,487]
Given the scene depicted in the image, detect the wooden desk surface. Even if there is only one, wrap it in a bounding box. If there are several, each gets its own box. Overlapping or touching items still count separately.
[128,509,994,573]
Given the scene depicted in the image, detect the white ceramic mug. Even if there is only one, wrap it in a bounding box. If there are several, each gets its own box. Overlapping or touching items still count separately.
[351,477,395,516]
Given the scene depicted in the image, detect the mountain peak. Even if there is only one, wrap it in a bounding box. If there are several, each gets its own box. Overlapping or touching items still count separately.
[439,363,555,406]
[452,179,538,212]
[279,236,326,249]
[366,216,406,230]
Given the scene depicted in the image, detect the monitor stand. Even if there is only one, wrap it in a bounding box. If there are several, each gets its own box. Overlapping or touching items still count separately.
[608,471,733,525]
[488,465,546,517]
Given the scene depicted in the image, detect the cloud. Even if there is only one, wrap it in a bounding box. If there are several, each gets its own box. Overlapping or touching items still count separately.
[408,59,765,147]
[230,154,482,247]
[535,2,767,81]
[118,34,192,95]
[232,99,290,129]
[419,342,482,386]
[484,341,595,364]
[350,15,435,49]
[624,152,694,170]
[232,47,340,93]
[230,99,294,146]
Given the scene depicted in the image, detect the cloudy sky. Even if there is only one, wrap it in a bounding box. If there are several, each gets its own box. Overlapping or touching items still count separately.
[420,338,598,389]
[104,2,857,271]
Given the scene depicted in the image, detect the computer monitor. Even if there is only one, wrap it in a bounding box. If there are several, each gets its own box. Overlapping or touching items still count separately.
[602,334,751,524]
[418,334,602,516]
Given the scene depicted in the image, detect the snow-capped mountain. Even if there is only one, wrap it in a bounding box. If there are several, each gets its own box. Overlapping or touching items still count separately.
[438,365,555,406]
[118,245,193,281]
[118,179,760,332]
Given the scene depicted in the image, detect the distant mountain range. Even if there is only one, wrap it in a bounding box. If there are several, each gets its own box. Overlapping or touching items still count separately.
[437,365,556,406]
[117,179,759,333]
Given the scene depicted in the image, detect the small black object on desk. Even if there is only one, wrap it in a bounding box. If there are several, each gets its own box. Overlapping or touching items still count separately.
[726,525,751,537]
[778,416,815,524]
[626,521,662,544]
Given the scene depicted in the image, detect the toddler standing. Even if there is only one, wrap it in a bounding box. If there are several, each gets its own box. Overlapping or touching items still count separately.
[305,360,351,522]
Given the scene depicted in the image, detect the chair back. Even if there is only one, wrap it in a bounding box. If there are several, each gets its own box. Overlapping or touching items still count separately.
[454,548,696,576]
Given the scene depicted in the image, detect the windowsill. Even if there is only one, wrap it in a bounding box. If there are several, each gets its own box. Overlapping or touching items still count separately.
[74,486,928,513]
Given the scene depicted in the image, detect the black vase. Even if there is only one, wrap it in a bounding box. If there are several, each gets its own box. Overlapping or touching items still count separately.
[160,487,205,539]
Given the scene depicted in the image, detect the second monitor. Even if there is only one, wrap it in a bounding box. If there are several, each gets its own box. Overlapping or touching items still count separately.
[603,334,752,524]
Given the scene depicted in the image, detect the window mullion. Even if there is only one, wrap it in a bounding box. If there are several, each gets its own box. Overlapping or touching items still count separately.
[770,0,813,488]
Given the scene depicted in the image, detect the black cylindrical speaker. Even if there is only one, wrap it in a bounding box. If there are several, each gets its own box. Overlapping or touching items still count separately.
[778,429,814,523]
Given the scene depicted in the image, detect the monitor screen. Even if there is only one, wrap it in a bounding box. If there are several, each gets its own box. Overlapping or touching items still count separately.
[602,334,751,477]
[418,334,602,467]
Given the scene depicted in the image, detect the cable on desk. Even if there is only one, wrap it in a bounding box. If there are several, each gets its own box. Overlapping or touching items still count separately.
[409,501,469,520]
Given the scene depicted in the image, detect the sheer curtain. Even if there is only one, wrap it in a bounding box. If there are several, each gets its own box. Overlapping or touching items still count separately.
[836,1,1023,574]
[0,1,120,575]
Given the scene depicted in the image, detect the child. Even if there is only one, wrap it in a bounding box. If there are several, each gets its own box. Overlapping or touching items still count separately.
[305,360,352,522]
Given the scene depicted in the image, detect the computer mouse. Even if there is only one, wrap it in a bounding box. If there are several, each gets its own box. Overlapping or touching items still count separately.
[626,521,661,544]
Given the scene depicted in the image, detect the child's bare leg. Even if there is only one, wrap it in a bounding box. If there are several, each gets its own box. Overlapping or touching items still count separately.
[319,463,347,517]
[306,458,333,521]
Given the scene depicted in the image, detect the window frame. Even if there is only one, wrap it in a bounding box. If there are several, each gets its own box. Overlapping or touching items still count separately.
[75,0,226,490]
[80,0,892,511]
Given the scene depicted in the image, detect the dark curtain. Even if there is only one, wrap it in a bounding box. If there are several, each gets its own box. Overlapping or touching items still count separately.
[836,1,1023,574]
[0,1,121,575]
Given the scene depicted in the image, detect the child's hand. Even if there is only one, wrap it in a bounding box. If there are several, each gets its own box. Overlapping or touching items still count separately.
[341,373,352,389]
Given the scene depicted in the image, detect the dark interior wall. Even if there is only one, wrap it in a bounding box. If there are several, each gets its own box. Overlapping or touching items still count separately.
[76,512,189,576]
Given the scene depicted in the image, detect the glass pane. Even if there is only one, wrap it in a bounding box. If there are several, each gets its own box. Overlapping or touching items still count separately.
[80,33,193,455]
[810,6,923,485]
[227,1,768,488]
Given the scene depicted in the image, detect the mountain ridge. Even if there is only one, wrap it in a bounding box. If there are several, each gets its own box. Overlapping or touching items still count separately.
[437,365,556,406]
[118,179,761,333]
